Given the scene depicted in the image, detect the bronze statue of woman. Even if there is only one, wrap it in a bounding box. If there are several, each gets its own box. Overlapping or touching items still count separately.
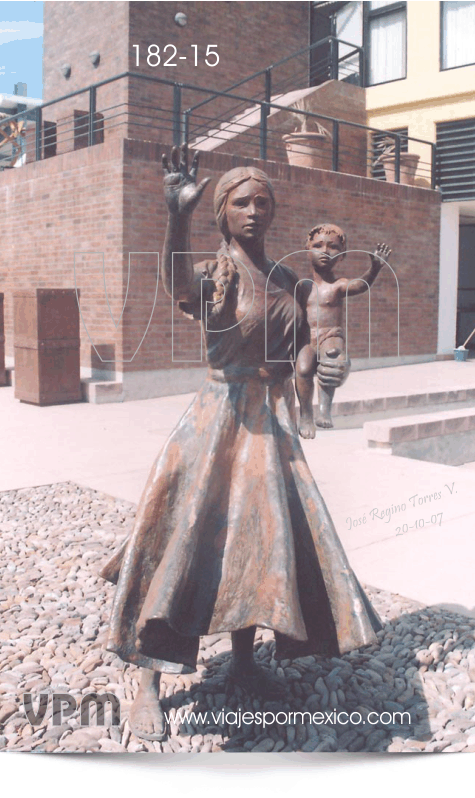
[101,145,381,741]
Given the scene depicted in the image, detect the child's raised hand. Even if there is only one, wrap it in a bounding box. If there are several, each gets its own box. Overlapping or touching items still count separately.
[371,242,391,266]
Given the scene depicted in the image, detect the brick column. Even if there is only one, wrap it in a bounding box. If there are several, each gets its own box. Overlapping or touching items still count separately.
[56,110,104,156]
[24,120,57,163]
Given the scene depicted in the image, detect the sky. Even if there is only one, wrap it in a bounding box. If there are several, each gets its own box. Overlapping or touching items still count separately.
[0,1,43,99]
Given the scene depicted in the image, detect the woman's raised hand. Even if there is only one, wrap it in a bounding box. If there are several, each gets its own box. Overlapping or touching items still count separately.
[162,144,211,216]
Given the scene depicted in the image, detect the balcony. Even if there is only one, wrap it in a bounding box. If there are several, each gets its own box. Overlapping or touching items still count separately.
[0,39,436,190]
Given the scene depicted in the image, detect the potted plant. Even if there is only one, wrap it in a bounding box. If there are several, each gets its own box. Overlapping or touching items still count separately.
[282,97,332,169]
[374,136,420,185]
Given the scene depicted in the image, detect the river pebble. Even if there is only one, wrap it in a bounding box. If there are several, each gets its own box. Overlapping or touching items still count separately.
[1,482,474,754]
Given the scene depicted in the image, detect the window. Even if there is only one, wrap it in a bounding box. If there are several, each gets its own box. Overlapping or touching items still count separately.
[365,1,407,86]
[334,2,363,82]
[310,2,363,86]
[441,1,475,70]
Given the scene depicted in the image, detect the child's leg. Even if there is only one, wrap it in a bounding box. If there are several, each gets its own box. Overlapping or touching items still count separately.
[295,344,318,439]
[316,382,336,429]
[315,338,344,429]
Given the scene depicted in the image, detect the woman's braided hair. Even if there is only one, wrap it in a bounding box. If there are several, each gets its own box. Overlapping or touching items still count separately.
[209,167,275,316]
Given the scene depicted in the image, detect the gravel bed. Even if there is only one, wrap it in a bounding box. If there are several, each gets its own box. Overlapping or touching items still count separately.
[1,482,475,754]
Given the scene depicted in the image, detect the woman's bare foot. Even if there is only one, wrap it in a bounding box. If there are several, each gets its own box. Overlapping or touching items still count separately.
[129,668,167,741]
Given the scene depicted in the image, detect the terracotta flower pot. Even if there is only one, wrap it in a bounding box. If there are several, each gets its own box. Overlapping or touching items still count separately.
[283,132,330,169]
[380,153,420,185]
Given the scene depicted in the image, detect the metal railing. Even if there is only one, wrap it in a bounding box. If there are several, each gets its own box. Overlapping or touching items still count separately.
[0,71,436,189]
[185,36,365,147]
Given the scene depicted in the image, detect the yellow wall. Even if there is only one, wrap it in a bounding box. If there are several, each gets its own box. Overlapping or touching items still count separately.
[366,1,475,177]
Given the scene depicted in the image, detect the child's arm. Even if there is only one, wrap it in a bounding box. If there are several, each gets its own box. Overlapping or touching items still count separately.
[338,242,391,297]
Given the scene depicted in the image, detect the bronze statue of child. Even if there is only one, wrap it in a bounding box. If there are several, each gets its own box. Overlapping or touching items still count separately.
[296,223,391,436]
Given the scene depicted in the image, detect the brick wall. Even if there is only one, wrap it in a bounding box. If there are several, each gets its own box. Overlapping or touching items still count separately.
[43,2,309,148]
[0,135,440,380]
[119,142,440,372]
[42,2,130,157]
[0,139,126,374]
[43,1,130,102]
[0,2,441,394]
[127,1,309,139]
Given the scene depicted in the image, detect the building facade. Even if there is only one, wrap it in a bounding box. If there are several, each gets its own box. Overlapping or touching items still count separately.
[0,1,443,401]
[313,0,475,352]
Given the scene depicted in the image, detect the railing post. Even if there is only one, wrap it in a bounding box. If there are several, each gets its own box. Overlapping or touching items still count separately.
[88,86,96,146]
[35,105,42,161]
[332,120,339,172]
[431,142,437,189]
[182,110,190,147]
[264,68,271,116]
[259,102,267,161]
[330,37,339,80]
[394,134,401,183]
[358,46,365,87]
[173,83,182,145]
